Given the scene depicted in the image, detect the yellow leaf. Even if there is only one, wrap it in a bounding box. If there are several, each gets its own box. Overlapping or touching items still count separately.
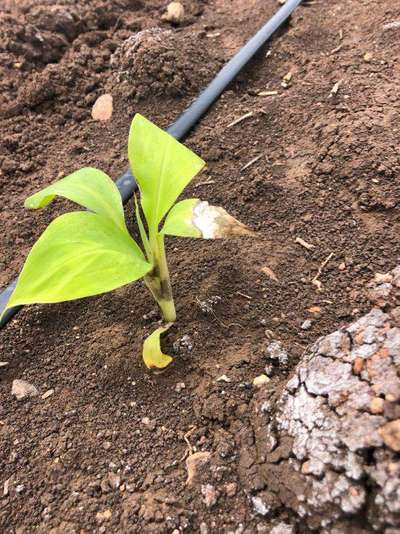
[143,324,173,369]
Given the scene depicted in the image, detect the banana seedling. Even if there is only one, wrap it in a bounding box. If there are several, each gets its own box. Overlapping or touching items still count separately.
[3,114,254,368]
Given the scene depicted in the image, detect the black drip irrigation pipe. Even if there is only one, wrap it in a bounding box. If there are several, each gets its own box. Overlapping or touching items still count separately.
[0,0,303,329]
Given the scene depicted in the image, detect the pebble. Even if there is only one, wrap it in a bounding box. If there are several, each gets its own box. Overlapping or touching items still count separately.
[175,382,186,393]
[225,482,237,497]
[3,479,10,496]
[15,484,25,494]
[201,483,218,508]
[91,94,113,122]
[11,379,39,400]
[378,419,400,451]
[107,472,121,490]
[253,374,270,388]
[141,417,156,431]
[200,523,209,534]
[162,2,185,24]
[270,523,295,534]
[173,334,193,353]
[264,363,274,377]
[370,397,384,414]
[301,319,312,330]
[96,509,112,521]
[281,71,292,89]
[266,341,289,365]
[0,362,9,367]
[41,389,54,400]
[252,496,270,516]
[216,374,231,383]
[103,441,112,451]
[363,52,373,62]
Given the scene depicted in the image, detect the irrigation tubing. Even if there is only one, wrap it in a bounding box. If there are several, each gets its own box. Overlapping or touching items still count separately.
[0,0,303,328]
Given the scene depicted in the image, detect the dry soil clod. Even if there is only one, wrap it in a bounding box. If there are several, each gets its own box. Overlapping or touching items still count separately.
[253,266,400,531]
[186,452,211,486]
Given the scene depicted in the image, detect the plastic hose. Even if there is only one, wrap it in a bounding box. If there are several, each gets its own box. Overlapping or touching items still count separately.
[0,0,303,328]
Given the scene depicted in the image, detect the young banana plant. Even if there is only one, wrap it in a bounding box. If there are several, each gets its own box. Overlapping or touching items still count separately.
[3,114,253,368]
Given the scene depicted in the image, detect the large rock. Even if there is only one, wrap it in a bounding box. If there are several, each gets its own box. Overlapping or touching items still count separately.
[254,267,400,531]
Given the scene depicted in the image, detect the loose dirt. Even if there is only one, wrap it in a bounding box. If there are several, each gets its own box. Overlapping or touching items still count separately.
[1,0,399,532]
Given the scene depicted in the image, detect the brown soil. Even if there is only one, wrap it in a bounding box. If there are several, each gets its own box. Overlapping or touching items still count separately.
[1,0,399,532]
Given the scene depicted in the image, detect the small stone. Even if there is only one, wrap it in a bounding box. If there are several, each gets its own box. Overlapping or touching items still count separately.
[281,71,292,89]
[201,483,218,508]
[308,306,321,314]
[374,272,393,284]
[370,397,384,414]
[173,334,193,353]
[301,319,312,330]
[162,1,185,24]
[200,523,209,534]
[383,21,400,31]
[253,374,270,388]
[96,509,112,521]
[175,382,186,393]
[339,262,346,271]
[270,522,295,534]
[216,374,231,383]
[261,401,272,413]
[141,417,151,425]
[103,441,112,451]
[252,496,270,516]
[225,482,237,497]
[0,362,9,367]
[264,363,274,377]
[91,94,113,122]
[108,472,121,490]
[363,52,373,62]
[3,478,11,496]
[15,484,24,494]
[41,389,54,400]
[266,341,289,365]
[379,420,400,451]
[11,379,39,400]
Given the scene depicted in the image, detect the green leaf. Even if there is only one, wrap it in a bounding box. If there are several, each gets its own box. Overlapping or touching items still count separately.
[161,199,255,239]
[142,323,173,369]
[6,212,151,309]
[24,167,126,231]
[160,198,201,238]
[128,114,205,230]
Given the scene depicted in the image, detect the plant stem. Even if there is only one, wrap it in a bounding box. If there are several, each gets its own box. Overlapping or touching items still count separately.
[144,233,176,322]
